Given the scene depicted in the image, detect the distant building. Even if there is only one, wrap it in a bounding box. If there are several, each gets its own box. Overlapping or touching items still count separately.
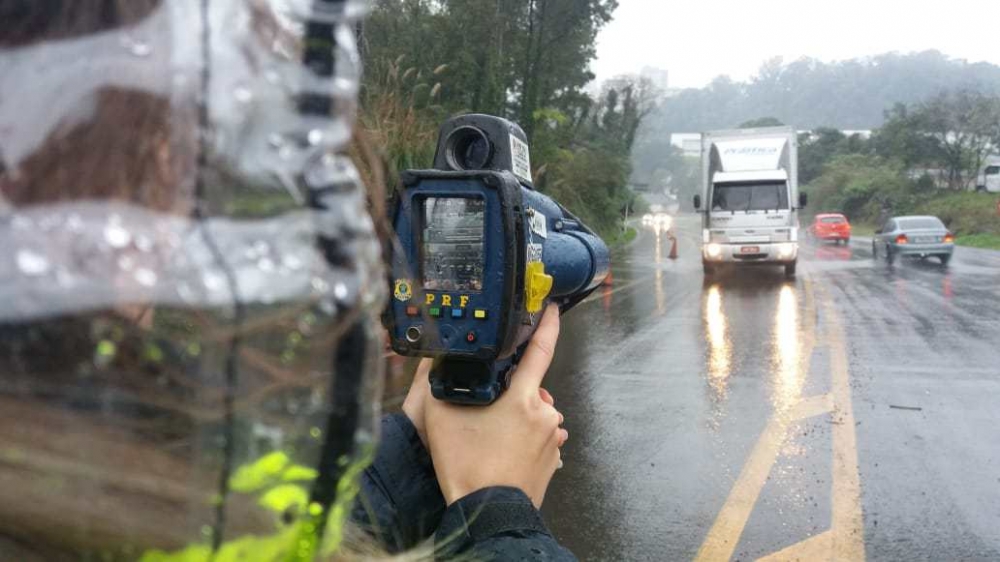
[640,66,669,92]
[670,133,701,158]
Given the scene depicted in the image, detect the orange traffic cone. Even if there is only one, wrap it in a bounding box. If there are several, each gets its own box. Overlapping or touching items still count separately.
[668,234,678,260]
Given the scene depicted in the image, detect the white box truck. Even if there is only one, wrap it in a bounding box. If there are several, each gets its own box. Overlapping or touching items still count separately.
[693,127,805,278]
[975,156,1000,193]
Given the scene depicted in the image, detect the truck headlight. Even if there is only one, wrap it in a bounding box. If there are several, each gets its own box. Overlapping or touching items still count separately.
[706,243,723,259]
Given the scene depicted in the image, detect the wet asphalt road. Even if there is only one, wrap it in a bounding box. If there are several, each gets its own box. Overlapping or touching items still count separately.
[541,214,1000,561]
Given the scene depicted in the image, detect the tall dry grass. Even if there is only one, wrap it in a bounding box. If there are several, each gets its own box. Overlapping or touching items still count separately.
[359,56,450,184]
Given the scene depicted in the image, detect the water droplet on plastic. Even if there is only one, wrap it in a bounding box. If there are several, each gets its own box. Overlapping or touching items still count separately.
[121,35,151,57]
[66,214,84,232]
[12,216,32,230]
[282,254,304,271]
[319,299,336,315]
[234,86,253,103]
[268,133,285,149]
[177,282,196,303]
[104,221,131,249]
[253,240,270,255]
[56,268,75,288]
[135,268,158,287]
[16,249,50,276]
[118,255,136,271]
[39,215,60,231]
[311,278,329,293]
[135,235,154,252]
[334,282,348,300]
[258,257,276,272]
[204,271,227,292]
[307,129,323,145]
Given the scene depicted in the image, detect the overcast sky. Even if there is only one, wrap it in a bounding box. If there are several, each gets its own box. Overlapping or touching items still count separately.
[591,0,1000,89]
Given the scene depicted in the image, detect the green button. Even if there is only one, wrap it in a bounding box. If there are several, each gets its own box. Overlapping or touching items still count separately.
[429,307,442,318]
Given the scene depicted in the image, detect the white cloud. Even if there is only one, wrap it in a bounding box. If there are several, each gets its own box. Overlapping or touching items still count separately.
[592,0,1000,88]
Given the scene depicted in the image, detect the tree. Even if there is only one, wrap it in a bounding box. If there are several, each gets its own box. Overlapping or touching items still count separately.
[871,103,937,168]
[739,117,784,128]
[805,154,912,220]
[362,0,640,239]
[515,0,617,138]
[911,90,1000,189]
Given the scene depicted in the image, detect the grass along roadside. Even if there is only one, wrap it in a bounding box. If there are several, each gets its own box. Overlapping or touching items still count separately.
[606,225,638,247]
[849,224,876,238]
[954,233,1000,250]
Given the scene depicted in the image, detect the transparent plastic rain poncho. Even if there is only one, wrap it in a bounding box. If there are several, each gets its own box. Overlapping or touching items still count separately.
[0,0,383,559]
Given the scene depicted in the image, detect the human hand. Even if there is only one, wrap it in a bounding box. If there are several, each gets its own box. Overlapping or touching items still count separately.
[402,357,432,446]
[422,305,567,508]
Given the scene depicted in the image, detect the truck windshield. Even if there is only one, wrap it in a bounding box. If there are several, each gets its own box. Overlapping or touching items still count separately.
[711,181,789,211]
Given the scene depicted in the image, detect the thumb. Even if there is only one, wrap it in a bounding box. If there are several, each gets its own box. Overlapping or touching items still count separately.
[509,305,560,395]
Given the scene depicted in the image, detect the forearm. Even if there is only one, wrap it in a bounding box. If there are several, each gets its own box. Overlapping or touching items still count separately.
[351,412,445,552]
[434,487,577,561]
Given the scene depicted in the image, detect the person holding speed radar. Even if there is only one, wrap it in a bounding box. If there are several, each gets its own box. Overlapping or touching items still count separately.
[0,0,583,560]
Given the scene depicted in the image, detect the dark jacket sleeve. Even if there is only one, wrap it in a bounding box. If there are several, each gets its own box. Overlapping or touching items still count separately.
[350,412,446,552]
[434,487,577,561]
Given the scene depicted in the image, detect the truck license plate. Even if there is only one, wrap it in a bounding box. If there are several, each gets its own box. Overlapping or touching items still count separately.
[741,246,760,254]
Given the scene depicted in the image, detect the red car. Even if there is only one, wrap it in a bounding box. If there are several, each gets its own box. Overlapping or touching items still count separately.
[809,213,852,244]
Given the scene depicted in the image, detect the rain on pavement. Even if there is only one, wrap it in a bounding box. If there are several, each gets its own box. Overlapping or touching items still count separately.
[542,214,1000,561]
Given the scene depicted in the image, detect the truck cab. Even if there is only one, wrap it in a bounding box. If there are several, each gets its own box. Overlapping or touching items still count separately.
[976,158,1000,193]
[694,127,804,278]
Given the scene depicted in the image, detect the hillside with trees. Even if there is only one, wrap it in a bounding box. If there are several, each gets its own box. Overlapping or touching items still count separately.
[644,51,1000,133]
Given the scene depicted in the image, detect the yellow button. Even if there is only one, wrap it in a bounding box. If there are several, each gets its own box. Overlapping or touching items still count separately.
[474,309,488,319]
[525,261,553,313]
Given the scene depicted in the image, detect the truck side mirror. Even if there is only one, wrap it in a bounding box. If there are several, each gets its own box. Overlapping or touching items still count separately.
[799,193,808,208]
[693,195,701,210]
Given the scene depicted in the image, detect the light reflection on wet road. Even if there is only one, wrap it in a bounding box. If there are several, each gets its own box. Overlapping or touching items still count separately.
[543,215,1000,561]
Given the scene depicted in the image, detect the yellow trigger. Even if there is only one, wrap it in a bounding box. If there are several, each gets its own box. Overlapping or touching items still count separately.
[525,261,553,313]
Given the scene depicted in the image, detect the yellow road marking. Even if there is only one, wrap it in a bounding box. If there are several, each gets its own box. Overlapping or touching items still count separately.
[694,279,819,562]
[825,296,866,561]
[748,291,865,562]
[790,393,834,421]
[695,414,791,562]
[695,277,866,562]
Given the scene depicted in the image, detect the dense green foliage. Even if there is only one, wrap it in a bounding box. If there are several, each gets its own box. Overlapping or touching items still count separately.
[911,192,1000,239]
[802,92,1000,240]
[738,117,785,129]
[360,0,649,239]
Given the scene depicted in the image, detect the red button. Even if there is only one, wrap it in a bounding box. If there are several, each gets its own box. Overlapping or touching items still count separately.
[466,331,477,343]
[406,306,419,316]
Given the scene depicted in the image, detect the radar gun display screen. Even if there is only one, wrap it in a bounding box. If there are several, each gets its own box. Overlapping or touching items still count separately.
[421,197,486,292]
